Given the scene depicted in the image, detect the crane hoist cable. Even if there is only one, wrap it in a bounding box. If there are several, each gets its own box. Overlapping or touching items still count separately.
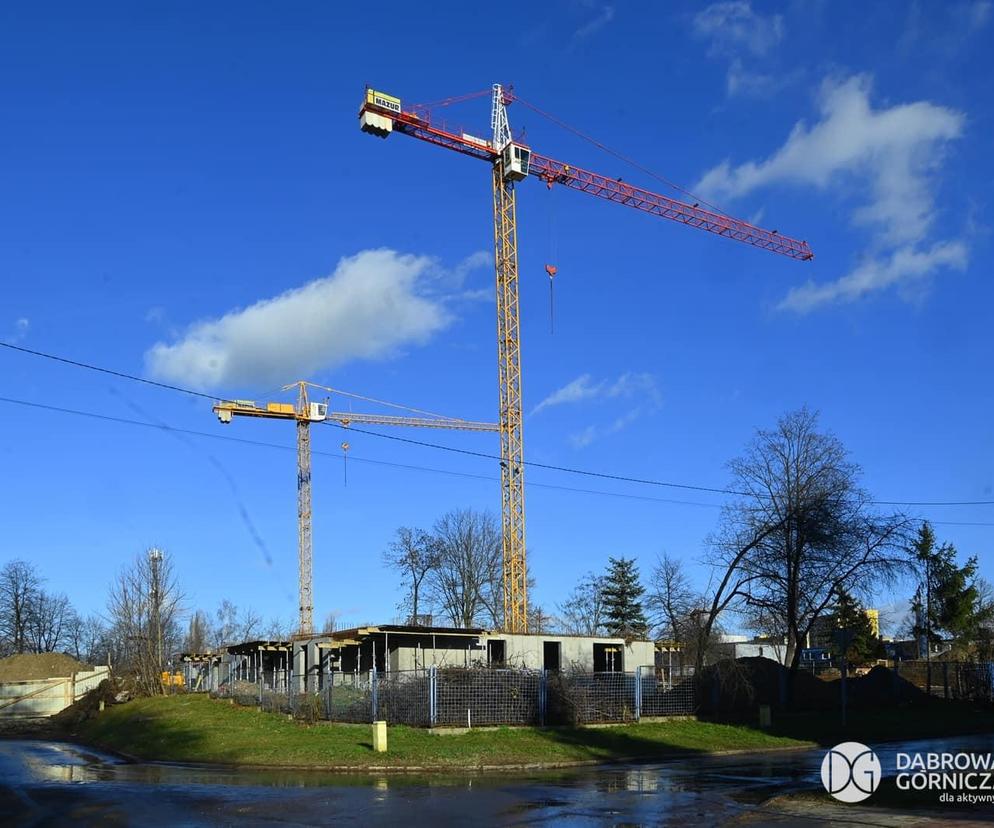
[509,92,731,218]
[545,183,559,334]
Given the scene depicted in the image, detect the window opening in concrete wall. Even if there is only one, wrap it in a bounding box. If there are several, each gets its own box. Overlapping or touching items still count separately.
[593,643,623,672]
[543,640,561,671]
[487,639,506,667]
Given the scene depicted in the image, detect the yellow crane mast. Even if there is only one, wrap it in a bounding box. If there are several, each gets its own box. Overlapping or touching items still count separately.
[214,380,498,636]
[359,84,813,633]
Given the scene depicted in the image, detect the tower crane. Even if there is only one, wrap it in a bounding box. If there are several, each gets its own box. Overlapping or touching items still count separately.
[214,380,497,636]
[359,85,813,634]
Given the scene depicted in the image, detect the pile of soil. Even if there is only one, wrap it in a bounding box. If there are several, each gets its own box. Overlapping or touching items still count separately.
[53,678,120,728]
[698,657,932,715]
[0,653,92,682]
[849,663,928,706]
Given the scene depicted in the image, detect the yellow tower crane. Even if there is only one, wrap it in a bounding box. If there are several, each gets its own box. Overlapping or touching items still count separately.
[214,380,498,636]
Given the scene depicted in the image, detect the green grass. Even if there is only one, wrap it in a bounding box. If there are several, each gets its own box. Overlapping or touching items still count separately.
[75,696,994,770]
[76,695,805,769]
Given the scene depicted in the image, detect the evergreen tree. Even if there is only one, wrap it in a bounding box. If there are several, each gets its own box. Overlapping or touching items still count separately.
[600,557,648,638]
[833,590,881,665]
[910,522,992,651]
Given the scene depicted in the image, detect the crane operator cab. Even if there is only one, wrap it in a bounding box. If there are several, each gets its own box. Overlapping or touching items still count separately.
[501,142,530,181]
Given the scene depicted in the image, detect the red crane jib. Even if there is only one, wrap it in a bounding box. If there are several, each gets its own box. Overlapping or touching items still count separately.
[364,103,813,262]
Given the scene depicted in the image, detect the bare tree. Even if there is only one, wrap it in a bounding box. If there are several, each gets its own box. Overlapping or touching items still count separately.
[712,408,912,678]
[65,613,108,664]
[647,553,697,644]
[209,599,262,648]
[29,591,72,653]
[320,610,340,633]
[383,527,440,625]
[0,560,43,654]
[264,616,294,640]
[184,610,210,652]
[557,572,606,636]
[429,508,502,628]
[106,548,184,695]
[528,605,555,633]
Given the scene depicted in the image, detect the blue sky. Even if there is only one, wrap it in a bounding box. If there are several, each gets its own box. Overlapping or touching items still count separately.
[2,1,992,634]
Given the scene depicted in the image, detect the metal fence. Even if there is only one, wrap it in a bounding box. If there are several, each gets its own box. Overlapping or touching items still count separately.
[891,660,994,702]
[549,670,698,724]
[213,665,697,727]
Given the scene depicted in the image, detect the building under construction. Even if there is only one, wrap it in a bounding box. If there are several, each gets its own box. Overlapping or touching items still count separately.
[185,624,656,694]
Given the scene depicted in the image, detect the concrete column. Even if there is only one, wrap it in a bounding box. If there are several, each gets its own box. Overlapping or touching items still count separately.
[295,644,307,694]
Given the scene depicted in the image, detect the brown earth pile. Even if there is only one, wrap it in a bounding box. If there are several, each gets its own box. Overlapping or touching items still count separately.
[0,653,92,682]
[698,657,932,715]
[53,678,120,728]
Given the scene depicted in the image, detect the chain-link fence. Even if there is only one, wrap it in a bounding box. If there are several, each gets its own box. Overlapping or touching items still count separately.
[548,672,634,724]
[892,660,994,702]
[212,665,697,726]
[435,668,543,727]
[640,672,698,718]
[545,669,697,724]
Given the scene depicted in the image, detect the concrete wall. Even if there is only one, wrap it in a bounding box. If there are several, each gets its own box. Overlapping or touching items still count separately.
[389,636,484,671]
[490,633,655,671]
[295,631,657,676]
[0,667,110,718]
[387,633,654,673]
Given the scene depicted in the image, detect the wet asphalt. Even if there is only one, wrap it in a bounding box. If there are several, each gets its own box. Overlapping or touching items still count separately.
[2,734,994,826]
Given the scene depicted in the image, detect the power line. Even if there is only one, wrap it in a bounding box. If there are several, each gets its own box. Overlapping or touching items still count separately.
[325,423,994,508]
[0,342,217,400]
[323,421,745,496]
[0,395,719,508]
[3,394,993,525]
[4,342,993,508]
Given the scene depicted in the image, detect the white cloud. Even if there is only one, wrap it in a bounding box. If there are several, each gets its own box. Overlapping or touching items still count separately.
[570,425,598,449]
[534,372,661,449]
[726,59,782,97]
[532,372,660,416]
[693,1,784,57]
[146,249,485,391]
[970,0,992,29]
[696,74,967,311]
[693,1,786,96]
[901,1,991,53]
[568,406,653,449]
[573,4,615,40]
[4,318,29,344]
[532,374,601,414]
[778,241,968,312]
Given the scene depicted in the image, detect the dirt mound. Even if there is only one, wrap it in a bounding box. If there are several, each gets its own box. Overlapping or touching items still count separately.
[849,664,928,705]
[53,678,120,728]
[0,653,92,682]
[698,657,935,716]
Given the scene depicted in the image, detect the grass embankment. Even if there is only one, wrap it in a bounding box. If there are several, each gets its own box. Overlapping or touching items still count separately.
[77,695,804,769]
[76,696,994,770]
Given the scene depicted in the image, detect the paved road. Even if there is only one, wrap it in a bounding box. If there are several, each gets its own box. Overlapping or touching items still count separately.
[2,735,994,826]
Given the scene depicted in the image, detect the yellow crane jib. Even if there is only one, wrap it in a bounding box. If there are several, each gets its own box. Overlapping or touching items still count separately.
[212,379,497,638]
